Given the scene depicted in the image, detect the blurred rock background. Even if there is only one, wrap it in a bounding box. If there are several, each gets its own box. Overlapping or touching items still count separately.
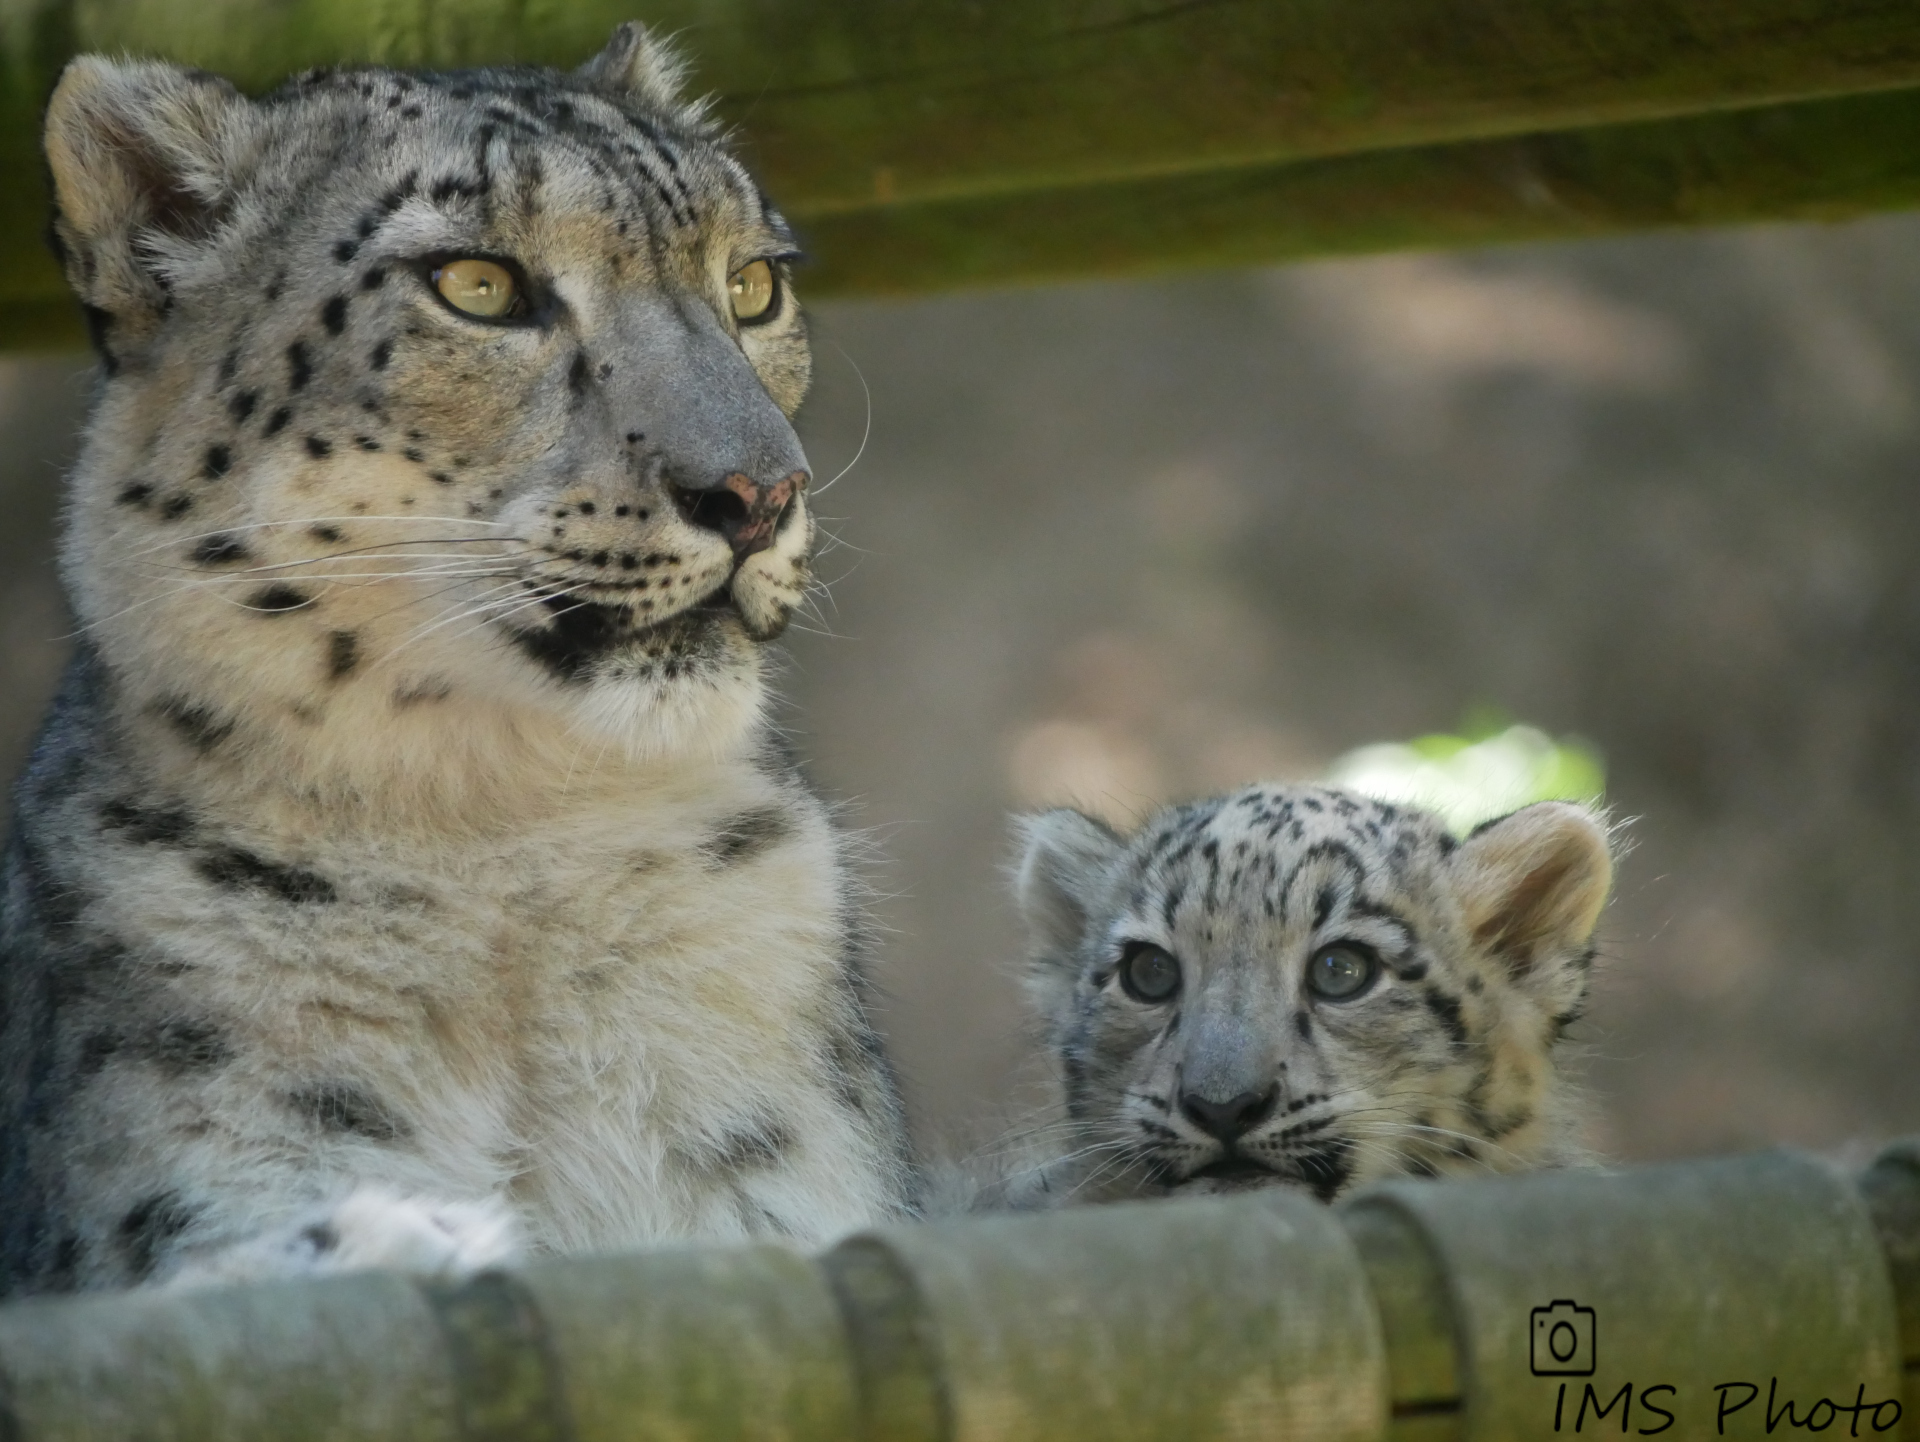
[5,214,1918,1166]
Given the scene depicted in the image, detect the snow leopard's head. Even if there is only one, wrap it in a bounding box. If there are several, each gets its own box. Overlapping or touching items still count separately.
[1013,785,1612,1204]
[45,24,814,776]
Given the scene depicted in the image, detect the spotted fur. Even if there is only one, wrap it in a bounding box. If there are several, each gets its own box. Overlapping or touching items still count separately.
[0,25,912,1297]
[991,784,1613,1208]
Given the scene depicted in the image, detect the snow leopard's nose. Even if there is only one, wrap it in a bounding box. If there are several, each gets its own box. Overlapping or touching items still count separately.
[1179,1083,1280,1143]
[669,468,806,562]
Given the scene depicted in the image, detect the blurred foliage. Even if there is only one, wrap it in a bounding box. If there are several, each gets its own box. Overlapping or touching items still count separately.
[1324,713,1606,834]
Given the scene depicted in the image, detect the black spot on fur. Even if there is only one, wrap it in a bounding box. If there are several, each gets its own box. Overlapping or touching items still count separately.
[264,406,292,436]
[228,390,257,423]
[333,238,360,263]
[1295,1140,1354,1203]
[153,696,234,753]
[116,482,153,508]
[160,494,194,520]
[714,1122,794,1171]
[100,797,195,845]
[287,341,313,390]
[305,435,332,459]
[701,807,793,867]
[191,532,249,565]
[84,304,119,375]
[370,339,392,370]
[248,584,314,613]
[327,631,359,679]
[301,1222,340,1254]
[567,350,590,399]
[197,846,338,904]
[118,1193,196,1281]
[285,1082,405,1141]
[49,1234,83,1286]
[354,435,381,451]
[1423,987,1470,1051]
[505,600,617,683]
[1294,1009,1313,1040]
[149,1019,234,1074]
[361,267,387,291]
[310,525,344,543]
[321,294,348,335]
[200,445,233,480]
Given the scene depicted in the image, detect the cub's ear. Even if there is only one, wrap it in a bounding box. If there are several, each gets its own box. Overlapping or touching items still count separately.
[1014,809,1127,1025]
[1013,808,1126,967]
[1454,801,1613,1017]
[577,22,692,112]
[44,56,257,349]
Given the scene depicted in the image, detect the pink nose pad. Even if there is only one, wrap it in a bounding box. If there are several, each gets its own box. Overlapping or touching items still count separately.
[668,470,806,560]
[720,470,803,560]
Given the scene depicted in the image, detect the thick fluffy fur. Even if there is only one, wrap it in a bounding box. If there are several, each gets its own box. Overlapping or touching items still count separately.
[991,785,1612,1208]
[0,26,912,1297]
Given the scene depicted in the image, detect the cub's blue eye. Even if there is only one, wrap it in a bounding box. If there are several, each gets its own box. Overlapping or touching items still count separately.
[1117,943,1181,1004]
[1308,943,1379,1001]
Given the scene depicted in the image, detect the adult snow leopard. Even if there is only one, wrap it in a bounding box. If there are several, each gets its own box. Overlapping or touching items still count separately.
[0,24,912,1296]
[993,785,1612,1207]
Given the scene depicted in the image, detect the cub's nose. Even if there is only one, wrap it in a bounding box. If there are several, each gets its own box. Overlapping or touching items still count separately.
[1179,1083,1280,1142]
[670,469,805,561]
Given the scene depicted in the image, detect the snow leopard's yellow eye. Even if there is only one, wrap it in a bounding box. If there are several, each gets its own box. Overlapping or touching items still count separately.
[434,258,518,318]
[729,260,776,323]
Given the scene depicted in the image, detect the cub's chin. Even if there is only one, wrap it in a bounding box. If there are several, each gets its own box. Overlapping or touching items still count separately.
[1173,1157,1288,1196]
[1170,1147,1354,1202]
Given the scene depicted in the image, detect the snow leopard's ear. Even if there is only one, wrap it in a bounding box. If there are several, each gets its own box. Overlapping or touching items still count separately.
[1454,801,1613,1015]
[1014,809,1127,990]
[577,22,691,112]
[44,56,260,350]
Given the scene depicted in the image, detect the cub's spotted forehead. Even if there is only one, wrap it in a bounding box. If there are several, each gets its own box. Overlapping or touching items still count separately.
[1115,785,1461,926]
[1133,786,1456,872]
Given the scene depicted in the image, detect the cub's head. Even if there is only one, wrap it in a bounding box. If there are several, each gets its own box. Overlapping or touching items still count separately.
[1013,785,1612,1204]
[45,25,815,778]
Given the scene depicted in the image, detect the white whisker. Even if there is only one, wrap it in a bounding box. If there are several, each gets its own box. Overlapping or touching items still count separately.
[814,341,871,496]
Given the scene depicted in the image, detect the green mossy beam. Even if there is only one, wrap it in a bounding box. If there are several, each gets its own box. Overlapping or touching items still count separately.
[2,0,1920,345]
[0,1145,1915,1442]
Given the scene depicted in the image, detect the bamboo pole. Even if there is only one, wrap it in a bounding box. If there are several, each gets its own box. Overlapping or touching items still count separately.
[0,1144,1914,1442]
[2,2,1920,344]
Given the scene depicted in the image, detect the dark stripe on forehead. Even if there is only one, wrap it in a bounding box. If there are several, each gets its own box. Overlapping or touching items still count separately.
[624,113,697,207]
[1349,901,1416,955]
[1284,840,1369,927]
[1351,912,1429,981]
[539,96,699,231]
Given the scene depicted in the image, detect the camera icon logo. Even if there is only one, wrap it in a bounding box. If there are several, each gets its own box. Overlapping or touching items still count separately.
[1531,1300,1597,1376]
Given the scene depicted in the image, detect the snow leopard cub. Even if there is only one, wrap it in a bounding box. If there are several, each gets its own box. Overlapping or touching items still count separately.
[996,784,1612,1207]
[0,25,913,1296]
